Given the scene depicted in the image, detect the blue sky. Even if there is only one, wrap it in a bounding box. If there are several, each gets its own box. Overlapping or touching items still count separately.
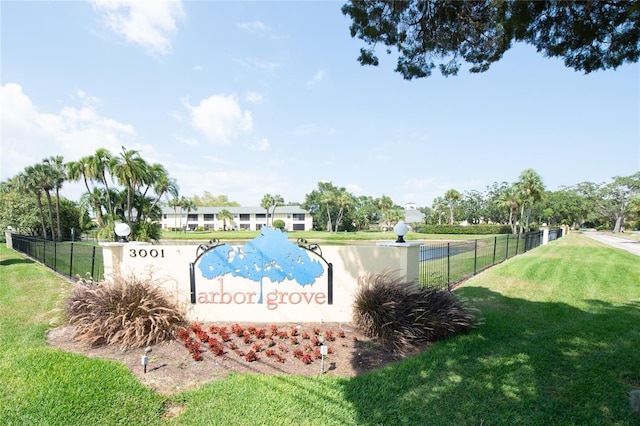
[1,1,638,208]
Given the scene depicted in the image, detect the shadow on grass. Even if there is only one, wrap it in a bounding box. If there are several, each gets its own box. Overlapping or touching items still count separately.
[342,287,640,425]
[0,257,35,266]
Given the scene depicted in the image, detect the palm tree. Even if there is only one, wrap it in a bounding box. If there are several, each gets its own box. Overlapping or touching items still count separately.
[90,148,116,219]
[218,209,234,231]
[333,190,353,232]
[444,189,461,225]
[320,191,335,232]
[431,196,447,225]
[261,194,274,227]
[67,155,105,227]
[30,162,57,240]
[516,169,545,234]
[374,195,393,221]
[112,146,150,224]
[270,194,284,226]
[168,197,182,231]
[18,168,48,238]
[181,197,197,231]
[382,206,405,229]
[495,185,520,236]
[44,156,65,240]
[148,164,179,214]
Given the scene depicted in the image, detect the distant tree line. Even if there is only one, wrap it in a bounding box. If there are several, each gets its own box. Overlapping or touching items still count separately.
[2,148,638,240]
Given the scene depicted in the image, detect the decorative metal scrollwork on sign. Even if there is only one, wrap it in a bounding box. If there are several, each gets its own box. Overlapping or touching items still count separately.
[297,238,333,305]
[188,229,332,305]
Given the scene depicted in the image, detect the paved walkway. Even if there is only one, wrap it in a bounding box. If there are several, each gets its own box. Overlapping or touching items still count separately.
[581,231,640,256]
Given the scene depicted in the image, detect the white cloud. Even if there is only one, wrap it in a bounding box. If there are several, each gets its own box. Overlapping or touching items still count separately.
[92,0,185,56]
[0,83,140,199]
[237,21,271,34]
[1,83,135,175]
[250,138,270,152]
[193,65,203,71]
[307,70,326,86]
[245,91,263,103]
[184,94,253,145]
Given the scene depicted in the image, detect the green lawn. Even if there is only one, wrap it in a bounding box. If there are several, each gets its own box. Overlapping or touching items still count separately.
[1,234,639,425]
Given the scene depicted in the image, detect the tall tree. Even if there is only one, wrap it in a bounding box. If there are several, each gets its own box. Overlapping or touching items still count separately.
[495,184,520,236]
[576,172,640,232]
[342,0,640,80]
[44,156,66,240]
[270,194,285,226]
[167,197,182,231]
[516,168,545,234]
[179,196,197,231]
[431,196,447,225]
[112,146,150,224]
[91,148,116,219]
[333,190,354,233]
[15,169,48,238]
[67,155,105,227]
[261,194,274,227]
[218,209,234,231]
[444,189,461,225]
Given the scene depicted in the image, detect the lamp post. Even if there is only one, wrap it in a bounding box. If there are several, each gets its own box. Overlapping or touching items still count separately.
[393,220,409,243]
[114,223,131,243]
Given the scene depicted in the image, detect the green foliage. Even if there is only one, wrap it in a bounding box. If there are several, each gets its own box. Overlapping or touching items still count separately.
[353,270,481,352]
[272,219,285,230]
[65,274,185,349]
[415,224,511,234]
[189,191,240,207]
[132,221,162,242]
[342,0,640,80]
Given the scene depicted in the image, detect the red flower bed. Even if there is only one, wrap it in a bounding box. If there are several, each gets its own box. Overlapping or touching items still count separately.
[176,322,347,367]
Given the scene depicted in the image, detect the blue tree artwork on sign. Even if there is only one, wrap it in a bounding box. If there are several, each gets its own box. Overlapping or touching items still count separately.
[197,227,325,304]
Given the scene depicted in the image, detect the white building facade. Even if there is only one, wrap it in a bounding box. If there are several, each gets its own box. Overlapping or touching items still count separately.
[160,206,313,232]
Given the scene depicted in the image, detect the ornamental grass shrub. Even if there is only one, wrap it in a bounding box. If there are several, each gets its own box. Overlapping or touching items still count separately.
[66,274,185,349]
[353,270,481,352]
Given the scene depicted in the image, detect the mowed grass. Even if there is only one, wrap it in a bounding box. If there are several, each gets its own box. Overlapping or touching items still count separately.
[1,233,639,425]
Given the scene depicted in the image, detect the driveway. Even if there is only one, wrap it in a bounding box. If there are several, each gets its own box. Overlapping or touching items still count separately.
[581,231,640,256]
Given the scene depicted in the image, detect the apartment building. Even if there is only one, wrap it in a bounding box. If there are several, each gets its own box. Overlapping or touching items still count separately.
[160,206,313,232]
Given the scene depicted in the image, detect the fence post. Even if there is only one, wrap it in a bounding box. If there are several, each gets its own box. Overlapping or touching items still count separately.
[91,246,96,279]
[473,239,478,275]
[446,242,450,285]
[505,234,510,259]
[69,242,74,277]
[492,236,497,265]
[54,240,57,272]
[515,234,520,254]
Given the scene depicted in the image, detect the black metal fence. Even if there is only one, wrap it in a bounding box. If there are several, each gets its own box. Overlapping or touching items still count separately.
[8,229,561,289]
[420,230,562,290]
[9,234,104,281]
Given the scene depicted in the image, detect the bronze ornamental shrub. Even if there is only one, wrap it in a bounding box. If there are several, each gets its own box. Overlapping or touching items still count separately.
[353,270,482,352]
[66,274,185,349]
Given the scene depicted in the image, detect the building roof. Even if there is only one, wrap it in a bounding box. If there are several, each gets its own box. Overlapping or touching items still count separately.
[404,208,426,224]
[161,206,309,215]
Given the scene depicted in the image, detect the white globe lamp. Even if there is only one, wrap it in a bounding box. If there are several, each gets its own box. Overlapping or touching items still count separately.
[114,222,131,243]
[393,220,409,243]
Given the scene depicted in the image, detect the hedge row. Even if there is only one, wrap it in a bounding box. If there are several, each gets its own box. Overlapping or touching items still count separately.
[414,224,512,235]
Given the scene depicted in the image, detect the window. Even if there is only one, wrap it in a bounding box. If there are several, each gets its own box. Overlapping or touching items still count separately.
[256,214,266,220]
[293,213,305,221]
[239,214,250,221]
[204,214,215,221]
[187,214,198,221]
[239,224,250,230]
[293,224,305,231]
